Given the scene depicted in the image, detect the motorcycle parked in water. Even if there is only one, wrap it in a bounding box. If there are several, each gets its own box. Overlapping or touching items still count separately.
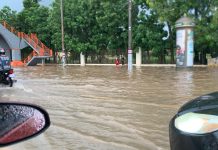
[0,69,15,87]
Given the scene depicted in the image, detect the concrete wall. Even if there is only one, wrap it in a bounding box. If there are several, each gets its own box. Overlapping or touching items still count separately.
[208,58,218,66]
[0,24,28,49]
[0,24,28,59]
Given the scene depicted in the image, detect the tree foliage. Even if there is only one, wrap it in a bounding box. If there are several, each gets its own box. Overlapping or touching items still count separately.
[134,1,167,63]
[0,6,17,25]
[147,0,218,64]
[0,0,218,64]
[16,0,50,43]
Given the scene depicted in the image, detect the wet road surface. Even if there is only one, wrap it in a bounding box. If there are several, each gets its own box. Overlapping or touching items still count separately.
[1,65,218,150]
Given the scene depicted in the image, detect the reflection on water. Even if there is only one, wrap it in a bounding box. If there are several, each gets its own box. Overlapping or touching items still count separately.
[175,69,194,98]
[0,65,218,150]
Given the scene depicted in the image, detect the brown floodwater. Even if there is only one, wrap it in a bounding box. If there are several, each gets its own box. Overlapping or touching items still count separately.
[1,65,218,150]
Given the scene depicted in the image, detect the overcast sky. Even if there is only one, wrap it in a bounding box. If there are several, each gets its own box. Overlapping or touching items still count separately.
[0,0,53,12]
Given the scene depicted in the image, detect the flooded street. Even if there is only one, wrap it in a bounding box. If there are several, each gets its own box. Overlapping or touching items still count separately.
[1,65,218,150]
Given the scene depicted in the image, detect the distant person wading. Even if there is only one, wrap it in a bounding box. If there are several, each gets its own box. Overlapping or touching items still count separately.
[121,56,125,65]
[115,57,120,66]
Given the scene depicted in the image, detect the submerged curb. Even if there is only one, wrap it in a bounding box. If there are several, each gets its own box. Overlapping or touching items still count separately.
[61,64,207,67]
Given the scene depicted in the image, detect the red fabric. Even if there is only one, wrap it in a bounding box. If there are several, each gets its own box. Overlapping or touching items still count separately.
[115,59,120,65]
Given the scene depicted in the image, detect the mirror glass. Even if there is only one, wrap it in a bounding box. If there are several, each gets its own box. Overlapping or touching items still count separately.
[0,103,50,146]
[175,112,218,134]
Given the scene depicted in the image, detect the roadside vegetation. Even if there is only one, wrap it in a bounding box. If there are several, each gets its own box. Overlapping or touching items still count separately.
[0,0,217,64]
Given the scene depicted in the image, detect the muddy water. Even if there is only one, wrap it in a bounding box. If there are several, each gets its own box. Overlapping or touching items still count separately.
[1,65,218,150]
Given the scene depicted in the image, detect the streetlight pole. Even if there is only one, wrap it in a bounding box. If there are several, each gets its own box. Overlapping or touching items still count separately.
[128,0,132,71]
[60,0,66,66]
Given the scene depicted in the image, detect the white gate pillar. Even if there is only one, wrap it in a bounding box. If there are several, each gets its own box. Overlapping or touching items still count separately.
[136,47,142,67]
[80,52,85,66]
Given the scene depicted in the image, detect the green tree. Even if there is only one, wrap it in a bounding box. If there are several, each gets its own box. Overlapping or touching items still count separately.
[14,0,51,47]
[134,1,167,63]
[50,0,95,62]
[7,0,52,61]
[146,0,190,64]
[0,6,17,25]
[49,0,132,63]
[210,6,218,58]
[146,0,218,64]
[188,0,218,64]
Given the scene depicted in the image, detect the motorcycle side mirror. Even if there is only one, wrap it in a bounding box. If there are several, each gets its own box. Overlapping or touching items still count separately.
[0,102,50,147]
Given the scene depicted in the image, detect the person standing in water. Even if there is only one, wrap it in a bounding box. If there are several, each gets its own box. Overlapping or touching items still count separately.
[115,57,120,66]
[121,56,125,65]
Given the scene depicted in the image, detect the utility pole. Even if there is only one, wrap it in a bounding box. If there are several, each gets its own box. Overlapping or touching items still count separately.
[128,0,132,71]
[60,0,66,66]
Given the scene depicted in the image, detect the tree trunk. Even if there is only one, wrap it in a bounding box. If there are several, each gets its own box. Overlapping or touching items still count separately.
[167,22,175,64]
[170,40,174,64]
[200,50,207,65]
[147,50,150,63]
[194,49,199,64]
[159,49,165,64]
[53,50,57,63]
[85,52,88,63]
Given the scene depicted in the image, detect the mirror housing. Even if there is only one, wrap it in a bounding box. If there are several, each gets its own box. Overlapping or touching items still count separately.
[169,92,218,150]
[0,102,50,147]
